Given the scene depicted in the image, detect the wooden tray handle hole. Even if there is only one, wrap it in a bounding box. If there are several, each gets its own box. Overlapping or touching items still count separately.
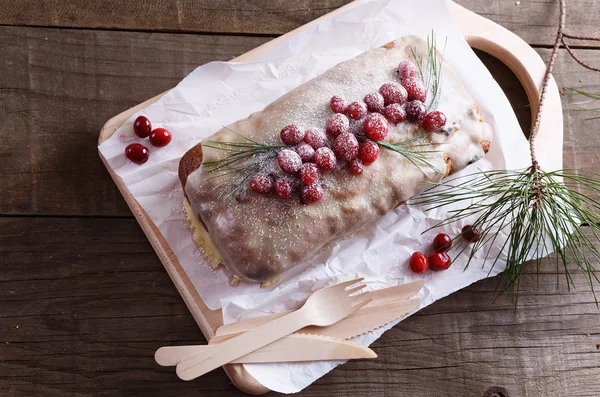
[473,49,532,140]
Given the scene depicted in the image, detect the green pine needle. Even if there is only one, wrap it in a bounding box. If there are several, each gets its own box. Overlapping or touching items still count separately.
[410,31,446,111]
[378,135,445,176]
[412,167,600,305]
[202,129,282,199]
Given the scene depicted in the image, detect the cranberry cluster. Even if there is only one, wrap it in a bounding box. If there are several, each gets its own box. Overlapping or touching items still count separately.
[409,225,481,273]
[250,59,448,204]
[125,115,173,164]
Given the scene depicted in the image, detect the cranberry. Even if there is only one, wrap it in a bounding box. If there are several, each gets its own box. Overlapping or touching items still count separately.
[280,124,305,145]
[405,100,427,122]
[358,141,380,165]
[301,183,324,204]
[432,233,452,252]
[133,115,152,138]
[462,225,481,242]
[250,174,273,194]
[277,149,303,174]
[379,82,408,105]
[326,113,350,137]
[149,128,172,147]
[295,142,315,162]
[299,163,320,186]
[402,78,427,102]
[423,111,447,132]
[333,133,359,162]
[330,95,346,113]
[274,178,293,199]
[397,60,420,80]
[363,92,385,113]
[303,128,327,149]
[344,101,368,120]
[348,159,364,176]
[429,251,451,271]
[314,147,337,173]
[384,104,407,124]
[125,143,150,164]
[363,113,389,141]
[409,252,428,273]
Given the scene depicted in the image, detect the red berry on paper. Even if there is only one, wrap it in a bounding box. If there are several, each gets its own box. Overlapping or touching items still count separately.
[250,174,273,194]
[363,113,389,141]
[301,183,324,204]
[280,124,305,145]
[330,95,346,113]
[409,252,429,273]
[133,116,152,138]
[363,92,385,113]
[344,101,368,120]
[149,128,172,147]
[423,111,447,132]
[405,100,427,122]
[384,103,407,124]
[402,78,427,102]
[274,178,293,199]
[295,142,315,162]
[326,113,350,137]
[333,132,359,162]
[299,163,320,186]
[432,233,452,252]
[379,82,408,105]
[277,149,303,174]
[462,225,481,242]
[429,251,451,271]
[348,159,364,176]
[358,140,380,165]
[303,128,327,149]
[125,143,150,164]
[397,60,420,80]
[314,147,337,173]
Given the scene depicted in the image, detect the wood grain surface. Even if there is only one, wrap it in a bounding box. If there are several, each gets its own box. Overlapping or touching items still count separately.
[1,0,599,47]
[1,1,599,396]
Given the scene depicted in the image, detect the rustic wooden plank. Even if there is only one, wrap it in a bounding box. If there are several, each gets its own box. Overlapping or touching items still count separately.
[0,0,351,36]
[549,48,600,174]
[1,217,599,396]
[0,26,269,216]
[1,0,599,48]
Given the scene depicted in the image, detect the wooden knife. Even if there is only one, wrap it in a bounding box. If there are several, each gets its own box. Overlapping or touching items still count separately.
[155,281,422,366]
[156,297,419,366]
[155,334,376,366]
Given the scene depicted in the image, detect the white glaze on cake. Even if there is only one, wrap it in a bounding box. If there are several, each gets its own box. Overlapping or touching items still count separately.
[185,36,493,282]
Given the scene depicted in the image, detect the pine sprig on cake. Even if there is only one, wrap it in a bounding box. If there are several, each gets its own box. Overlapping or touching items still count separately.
[410,32,445,111]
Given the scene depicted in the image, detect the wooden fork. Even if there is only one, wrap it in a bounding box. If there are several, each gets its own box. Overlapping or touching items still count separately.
[172,278,372,381]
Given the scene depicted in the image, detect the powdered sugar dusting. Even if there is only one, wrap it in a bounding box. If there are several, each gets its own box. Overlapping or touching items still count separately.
[295,142,315,162]
[332,133,359,162]
[185,36,493,283]
[277,149,303,174]
[326,113,350,136]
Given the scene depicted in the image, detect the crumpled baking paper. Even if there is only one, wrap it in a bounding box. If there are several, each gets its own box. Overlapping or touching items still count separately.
[98,0,560,393]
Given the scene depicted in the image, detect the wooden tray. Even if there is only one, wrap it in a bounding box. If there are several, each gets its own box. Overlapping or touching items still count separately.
[98,1,562,394]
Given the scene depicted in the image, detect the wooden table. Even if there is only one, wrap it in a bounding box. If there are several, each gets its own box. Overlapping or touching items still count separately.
[1,1,599,396]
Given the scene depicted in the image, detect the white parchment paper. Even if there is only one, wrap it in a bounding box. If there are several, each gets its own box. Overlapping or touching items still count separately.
[98,0,560,393]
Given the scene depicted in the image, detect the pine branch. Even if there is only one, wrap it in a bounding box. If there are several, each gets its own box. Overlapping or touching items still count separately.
[408,0,600,305]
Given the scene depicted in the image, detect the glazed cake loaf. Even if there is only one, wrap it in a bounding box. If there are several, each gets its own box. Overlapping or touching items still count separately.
[179,36,493,284]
